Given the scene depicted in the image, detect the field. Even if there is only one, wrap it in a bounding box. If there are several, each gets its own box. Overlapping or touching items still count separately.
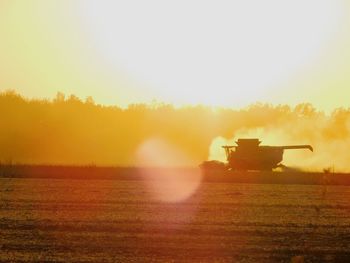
[1,169,350,262]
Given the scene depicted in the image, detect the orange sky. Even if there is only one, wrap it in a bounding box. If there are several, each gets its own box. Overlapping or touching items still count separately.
[1,0,350,111]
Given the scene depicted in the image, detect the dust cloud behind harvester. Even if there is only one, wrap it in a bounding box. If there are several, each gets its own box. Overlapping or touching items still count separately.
[209,116,350,173]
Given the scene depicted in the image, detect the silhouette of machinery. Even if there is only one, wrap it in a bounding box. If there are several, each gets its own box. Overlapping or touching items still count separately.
[201,138,313,171]
[223,139,313,171]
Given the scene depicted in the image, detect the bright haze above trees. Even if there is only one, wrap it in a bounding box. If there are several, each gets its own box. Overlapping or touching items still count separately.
[0,1,350,111]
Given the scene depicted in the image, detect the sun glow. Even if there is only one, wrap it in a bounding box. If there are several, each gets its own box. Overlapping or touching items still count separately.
[78,0,345,107]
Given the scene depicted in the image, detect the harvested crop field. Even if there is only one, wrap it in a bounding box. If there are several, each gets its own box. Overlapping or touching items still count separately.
[1,175,350,262]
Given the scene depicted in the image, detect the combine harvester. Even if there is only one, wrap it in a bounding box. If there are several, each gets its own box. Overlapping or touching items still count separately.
[201,138,313,172]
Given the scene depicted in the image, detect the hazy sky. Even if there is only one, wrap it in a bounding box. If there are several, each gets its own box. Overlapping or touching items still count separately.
[1,0,350,111]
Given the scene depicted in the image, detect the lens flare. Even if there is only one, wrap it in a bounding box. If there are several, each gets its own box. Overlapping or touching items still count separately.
[136,138,202,203]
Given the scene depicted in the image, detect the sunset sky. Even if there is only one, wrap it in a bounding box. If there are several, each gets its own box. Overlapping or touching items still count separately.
[1,0,350,111]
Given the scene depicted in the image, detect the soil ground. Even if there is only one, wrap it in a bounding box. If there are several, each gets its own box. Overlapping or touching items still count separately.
[1,170,350,262]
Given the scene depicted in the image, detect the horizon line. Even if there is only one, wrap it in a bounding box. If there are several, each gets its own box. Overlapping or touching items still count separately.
[1,89,348,113]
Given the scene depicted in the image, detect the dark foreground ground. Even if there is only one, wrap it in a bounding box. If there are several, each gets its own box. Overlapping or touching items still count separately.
[1,169,350,262]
